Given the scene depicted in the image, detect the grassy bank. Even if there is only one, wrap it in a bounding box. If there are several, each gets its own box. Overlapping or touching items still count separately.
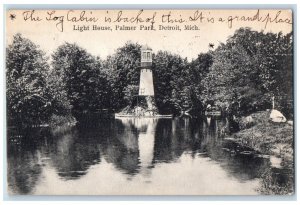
[232,110,294,167]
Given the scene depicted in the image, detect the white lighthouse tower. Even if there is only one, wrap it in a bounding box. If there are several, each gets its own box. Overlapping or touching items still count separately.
[137,45,157,116]
[139,45,154,96]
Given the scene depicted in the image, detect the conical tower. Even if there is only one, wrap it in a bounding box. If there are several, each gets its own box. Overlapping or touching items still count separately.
[139,45,154,96]
[138,45,157,116]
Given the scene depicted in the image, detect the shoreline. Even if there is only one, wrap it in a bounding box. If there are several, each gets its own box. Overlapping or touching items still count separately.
[231,110,293,167]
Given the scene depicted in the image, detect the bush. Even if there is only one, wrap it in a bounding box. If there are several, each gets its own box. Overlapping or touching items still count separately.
[238,115,256,130]
[49,114,77,128]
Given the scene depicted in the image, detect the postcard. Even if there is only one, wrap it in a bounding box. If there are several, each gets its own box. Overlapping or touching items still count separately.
[6,8,294,195]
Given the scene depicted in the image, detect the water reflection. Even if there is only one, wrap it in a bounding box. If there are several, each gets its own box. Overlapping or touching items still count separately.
[7,117,293,195]
[114,118,157,178]
[49,128,101,180]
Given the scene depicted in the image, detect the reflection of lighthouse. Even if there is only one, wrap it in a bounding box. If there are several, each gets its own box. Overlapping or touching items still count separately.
[116,118,157,178]
[138,118,157,177]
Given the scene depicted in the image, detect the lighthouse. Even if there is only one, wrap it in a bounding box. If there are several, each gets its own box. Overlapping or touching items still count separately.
[139,45,154,96]
[137,45,156,116]
[115,45,172,118]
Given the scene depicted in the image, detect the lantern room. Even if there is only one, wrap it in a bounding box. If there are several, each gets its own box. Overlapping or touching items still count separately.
[141,45,152,67]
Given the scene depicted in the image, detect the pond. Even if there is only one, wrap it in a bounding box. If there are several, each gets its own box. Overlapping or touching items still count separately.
[7,117,293,195]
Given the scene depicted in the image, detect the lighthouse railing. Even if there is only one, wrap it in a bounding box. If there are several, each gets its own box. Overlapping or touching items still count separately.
[140,62,152,67]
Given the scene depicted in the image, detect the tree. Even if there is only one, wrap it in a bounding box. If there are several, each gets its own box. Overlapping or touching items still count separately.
[123,85,139,107]
[152,51,189,114]
[103,42,142,111]
[51,43,110,117]
[187,53,213,114]
[200,28,293,117]
[6,34,53,125]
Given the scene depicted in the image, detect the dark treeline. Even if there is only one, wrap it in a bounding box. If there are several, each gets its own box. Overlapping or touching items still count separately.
[6,28,293,126]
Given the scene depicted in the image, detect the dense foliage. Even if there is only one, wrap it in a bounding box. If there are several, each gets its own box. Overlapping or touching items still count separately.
[102,42,141,110]
[201,28,293,117]
[51,43,110,118]
[7,34,54,125]
[6,28,293,126]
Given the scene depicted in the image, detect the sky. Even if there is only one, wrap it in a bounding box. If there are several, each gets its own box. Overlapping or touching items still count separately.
[6,9,293,61]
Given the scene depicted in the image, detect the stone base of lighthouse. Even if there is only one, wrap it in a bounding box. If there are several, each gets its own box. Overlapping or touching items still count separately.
[116,96,158,117]
[134,96,158,117]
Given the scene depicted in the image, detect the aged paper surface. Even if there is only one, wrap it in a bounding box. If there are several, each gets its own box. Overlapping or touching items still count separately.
[6,10,292,60]
[6,9,294,195]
